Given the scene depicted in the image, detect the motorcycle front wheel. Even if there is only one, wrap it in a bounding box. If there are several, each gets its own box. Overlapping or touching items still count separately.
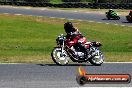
[89,50,104,66]
[51,47,69,65]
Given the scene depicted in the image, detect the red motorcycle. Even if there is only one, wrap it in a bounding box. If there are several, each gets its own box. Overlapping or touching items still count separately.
[126,15,132,22]
[51,34,104,66]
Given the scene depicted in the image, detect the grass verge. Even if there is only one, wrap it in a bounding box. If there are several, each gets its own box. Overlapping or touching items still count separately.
[0,14,131,63]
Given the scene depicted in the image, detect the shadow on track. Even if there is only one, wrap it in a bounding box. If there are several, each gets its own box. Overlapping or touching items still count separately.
[122,21,132,23]
[36,63,98,66]
[102,18,119,20]
[102,18,108,20]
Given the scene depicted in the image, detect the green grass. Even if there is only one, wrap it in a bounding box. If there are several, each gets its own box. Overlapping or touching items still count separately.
[0,14,132,63]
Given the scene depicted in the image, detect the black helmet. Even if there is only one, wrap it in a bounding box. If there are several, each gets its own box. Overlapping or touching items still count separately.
[64,22,73,33]
[109,9,113,12]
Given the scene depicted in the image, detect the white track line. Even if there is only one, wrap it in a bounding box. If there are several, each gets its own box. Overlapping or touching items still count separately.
[105,23,110,24]
[38,16,43,18]
[12,7,18,9]
[41,8,47,10]
[24,8,31,10]
[28,15,33,16]
[100,13,104,14]
[0,63,25,64]
[85,12,91,13]
[69,19,74,20]
[114,24,118,25]
[50,17,56,18]
[3,13,9,14]
[14,14,22,16]
[60,18,65,19]
[57,10,64,12]
[88,21,94,22]
[121,25,125,27]
[78,19,83,21]
[97,22,102,23]
[74,11,78,12]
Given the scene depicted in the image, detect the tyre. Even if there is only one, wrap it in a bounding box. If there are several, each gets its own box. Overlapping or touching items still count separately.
[107,16,110,20]
[108,17,110,20]
[51,47,69,66]
[116,16,120,20]
[89,50,104,66]
[106,14,110,20]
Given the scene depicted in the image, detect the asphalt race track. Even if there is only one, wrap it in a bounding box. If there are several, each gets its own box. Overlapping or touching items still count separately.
[0,6,132,88]
[0,6,131,27]
[0,63,132,88]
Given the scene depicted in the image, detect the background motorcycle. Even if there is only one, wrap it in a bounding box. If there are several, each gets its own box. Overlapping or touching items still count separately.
[106,12,120,20]
[126,15,132,22]
[51,34,104,66]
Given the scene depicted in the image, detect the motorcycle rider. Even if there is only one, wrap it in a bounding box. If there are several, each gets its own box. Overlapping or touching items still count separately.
[129,10,132,17]
[64,22,86,52]
[108,9,115,16]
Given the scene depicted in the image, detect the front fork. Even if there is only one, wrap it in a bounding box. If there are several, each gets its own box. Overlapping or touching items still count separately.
[60,41,65,57]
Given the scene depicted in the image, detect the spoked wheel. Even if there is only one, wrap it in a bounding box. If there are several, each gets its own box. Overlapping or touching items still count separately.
[51,47,69,65]
[89,50,104,66]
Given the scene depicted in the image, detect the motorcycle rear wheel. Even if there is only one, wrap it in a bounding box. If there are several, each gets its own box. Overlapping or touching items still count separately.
[51,47,69,65]
[106,15,110,20]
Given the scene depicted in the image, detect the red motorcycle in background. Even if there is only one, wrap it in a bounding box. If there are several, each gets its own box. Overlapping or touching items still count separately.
[126,15,132,22]
[51,34,104,66]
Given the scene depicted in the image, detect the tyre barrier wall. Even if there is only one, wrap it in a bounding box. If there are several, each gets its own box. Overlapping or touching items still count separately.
[0,2,132,9]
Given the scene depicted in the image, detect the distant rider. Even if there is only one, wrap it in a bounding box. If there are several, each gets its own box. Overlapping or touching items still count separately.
[129,10,132,17]
[108,9,115,16]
